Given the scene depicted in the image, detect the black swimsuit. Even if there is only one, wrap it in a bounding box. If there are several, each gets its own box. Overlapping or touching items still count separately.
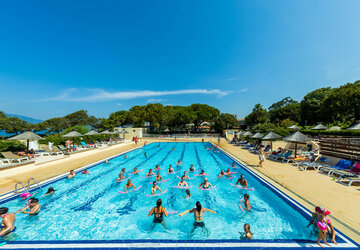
[153,208,163,223]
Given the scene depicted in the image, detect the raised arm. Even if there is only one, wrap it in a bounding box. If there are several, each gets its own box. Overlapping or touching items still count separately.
[236,178,240,185]
[157,186,163,193]
[148,207,154,216]
[179,209,192,217]
[203,208,216,214]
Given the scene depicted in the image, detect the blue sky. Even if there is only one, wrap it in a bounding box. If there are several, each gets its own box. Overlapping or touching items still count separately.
[1,0,360,120]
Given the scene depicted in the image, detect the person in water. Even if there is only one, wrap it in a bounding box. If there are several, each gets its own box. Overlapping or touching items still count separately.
[181,171,189,179]
[189,164,195,172]
[177,177,188,187]
[157,143,160,148]
[307,207,337,245]
[131,167,141,174]
[185,189,191,199]
[116,172,126,182]
[155,172,163,182]
[144,152,147,158]
[218,170,225,178]
[242,224,253,239]
[176,159,183,165]
[146,169,155,177]
[105,159,110,164]
[21,198,41,215]
[225,168,234,175]
[236,175,248,188]
[148,199,168,229]
[0,207,16,237]
[124,155,128,159]
[179,201,215,235]
[124,179,136,192]
[81,169,90,174]
[45,187,56,195]
[239,194,251,211]
[199,178,213,189]
[151,181,163,195]
[67,170,76,179]
[168,165,174,173]
[230,162,236,168]
[172,147,175,151]
[154,164,161,171]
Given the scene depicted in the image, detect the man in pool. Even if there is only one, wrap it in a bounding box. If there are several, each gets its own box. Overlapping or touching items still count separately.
[124,179,136,192]
[189,164,195,172]
[198,170,208,175]
[67,170,76,179]
[168,165,174,173]
[177,176,188,187]
[218,170,225,178]
[176,159,183,165]
[131,167,141,174]
[21,198,41,215]
[148,199,168,229]
[236,175,248,188]
[151,181,163,195]
[0,207,16,237]
[116,172,126,182]
[181,171,189,180]
[199,178,213,189]
[239,194,251,211]
[179,201,215,236]
[155,172,163,182]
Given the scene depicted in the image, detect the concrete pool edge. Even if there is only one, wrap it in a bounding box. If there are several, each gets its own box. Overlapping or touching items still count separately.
[0,141,358,249]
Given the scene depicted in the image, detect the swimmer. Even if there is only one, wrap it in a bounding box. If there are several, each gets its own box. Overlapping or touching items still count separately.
[131,167,141,174]
[172,147,175,151]
[239,194,251,211]
[154,164,161,171]
[236,175,248,188]
[144,152,147,157]
[20,191,37,200]
[105,159,110,164]
[181,171,189,180]
[151,181,163,195]
[225,168,234,175]
[231,162,236,167]
[81,169,90,174]
[179,201,215,235]
[177,177,188,187]
[148,199,168,229]
[168,165,174,173]
[0,207,16,237]
[67,170,76,179]
[155,172,163,182]
[176,159,183,165]
[20,198,41,215]
[243,224,253,239]
[116,172,126,182]
[124,179,136,192]
[121,168,126,175]
[199,178,213,189]
[185,189,191,199]
[44,187,56,195]
[157,143,160,148]
[146,169,155,177]
[218,170,225,178]
[189,164,195,172]
[124,155,128,159]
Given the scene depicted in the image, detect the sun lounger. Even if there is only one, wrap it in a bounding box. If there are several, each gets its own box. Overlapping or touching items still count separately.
[319,159,353,176]
[81,141,96,148]
[44,147,63,156]
[338,175,360,186]
[296,156,327,171]
[272,151,292,161]
[329,162,360,177]
[0,151,30,163]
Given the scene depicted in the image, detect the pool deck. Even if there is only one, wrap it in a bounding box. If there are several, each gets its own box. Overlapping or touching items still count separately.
[0,138,359,248]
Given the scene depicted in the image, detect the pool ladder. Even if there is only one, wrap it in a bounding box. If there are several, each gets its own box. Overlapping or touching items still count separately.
[14,177,42,194]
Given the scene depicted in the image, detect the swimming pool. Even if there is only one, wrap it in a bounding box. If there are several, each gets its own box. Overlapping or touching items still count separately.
[0,142,358,249]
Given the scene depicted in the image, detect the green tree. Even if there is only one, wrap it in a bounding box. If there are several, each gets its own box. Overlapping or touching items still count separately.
[64,110,98,127]
[35,117,70,133]
[127,105,146,127]
[319,81,360,123]
[167,106,196,129]
[214,113,238,131]
[5,117,30,134]
[300,87,332,126]
[245,104,268,126]
[188,104,220,130]
[268,97,300,124]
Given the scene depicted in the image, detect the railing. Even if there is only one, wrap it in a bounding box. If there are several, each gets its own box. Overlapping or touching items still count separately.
[14,182,27,194]
[319,135,360,161]
[27,177,42,191]
[143,133,222,138]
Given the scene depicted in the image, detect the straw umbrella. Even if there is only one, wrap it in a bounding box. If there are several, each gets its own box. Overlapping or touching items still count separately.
[251,132,263,145]
[288,124,302,131]
[261,131,281,150]
[346,122,360,130]
[7,131,44,153]
[62,131,83,138]
[282,131,311,157]
[310,124,328,130]
[84,130,100,143]
[243,131,253,137]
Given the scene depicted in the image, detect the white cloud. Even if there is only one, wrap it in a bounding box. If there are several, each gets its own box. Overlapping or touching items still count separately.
[43,88,233,102]
[147,98,168,103]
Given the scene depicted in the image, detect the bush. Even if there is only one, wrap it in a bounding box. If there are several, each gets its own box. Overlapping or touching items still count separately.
[301,129,360,137]
[0,140,26,153]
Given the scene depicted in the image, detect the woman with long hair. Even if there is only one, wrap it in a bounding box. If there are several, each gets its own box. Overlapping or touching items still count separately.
[148,199,168,229]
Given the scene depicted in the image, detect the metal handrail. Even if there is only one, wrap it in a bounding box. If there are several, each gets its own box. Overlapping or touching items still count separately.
[27,177,41,191]
[15,182,27,194]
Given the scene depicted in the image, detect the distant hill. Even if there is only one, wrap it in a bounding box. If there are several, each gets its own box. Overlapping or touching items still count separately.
[5,113,43,124]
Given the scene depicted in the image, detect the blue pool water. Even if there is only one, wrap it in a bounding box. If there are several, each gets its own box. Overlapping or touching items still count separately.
[1,142,314,241]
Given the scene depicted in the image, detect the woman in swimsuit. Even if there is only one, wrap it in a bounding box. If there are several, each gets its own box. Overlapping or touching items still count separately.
[181,171,189,180]
[0,207,16,237]
[148,199,168,229]
[199,170,208,175]
[131,167,140,174]
[116,172,126,182]
[189,164,195,172]
[199,178,212,189]
[168,165,174,173]
[225,168,233,175]
[20,198,41,216]
[218,170,225,178]
[146,169,155,177]
[176,159,183,165]
[154,164,161,171]
[179,201,215,236]
[67,170,76,179]
[151,182,163,195]
[45,187,56,195]
[155,172,163,182]
[177,177,188,187]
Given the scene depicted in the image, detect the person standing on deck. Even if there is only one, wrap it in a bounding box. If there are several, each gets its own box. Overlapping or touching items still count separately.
[258,146,265,167]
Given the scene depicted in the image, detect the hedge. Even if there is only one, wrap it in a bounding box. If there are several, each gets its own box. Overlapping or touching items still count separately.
[301,129,360,137]
[0,140,26,154]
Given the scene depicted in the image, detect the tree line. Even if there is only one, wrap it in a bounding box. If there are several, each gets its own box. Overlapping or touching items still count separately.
[0,104,239,135]
[245,80,360,130]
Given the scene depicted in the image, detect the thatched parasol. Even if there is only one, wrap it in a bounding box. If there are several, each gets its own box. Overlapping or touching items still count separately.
[287,124,302,131]
[347,122,360,130]
[7,131,44,153]
[282,131,311,157]
[261,131,282,150]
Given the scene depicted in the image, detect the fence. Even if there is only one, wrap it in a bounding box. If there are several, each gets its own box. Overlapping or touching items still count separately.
[143,133,222,139]
[319,135,360,161]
